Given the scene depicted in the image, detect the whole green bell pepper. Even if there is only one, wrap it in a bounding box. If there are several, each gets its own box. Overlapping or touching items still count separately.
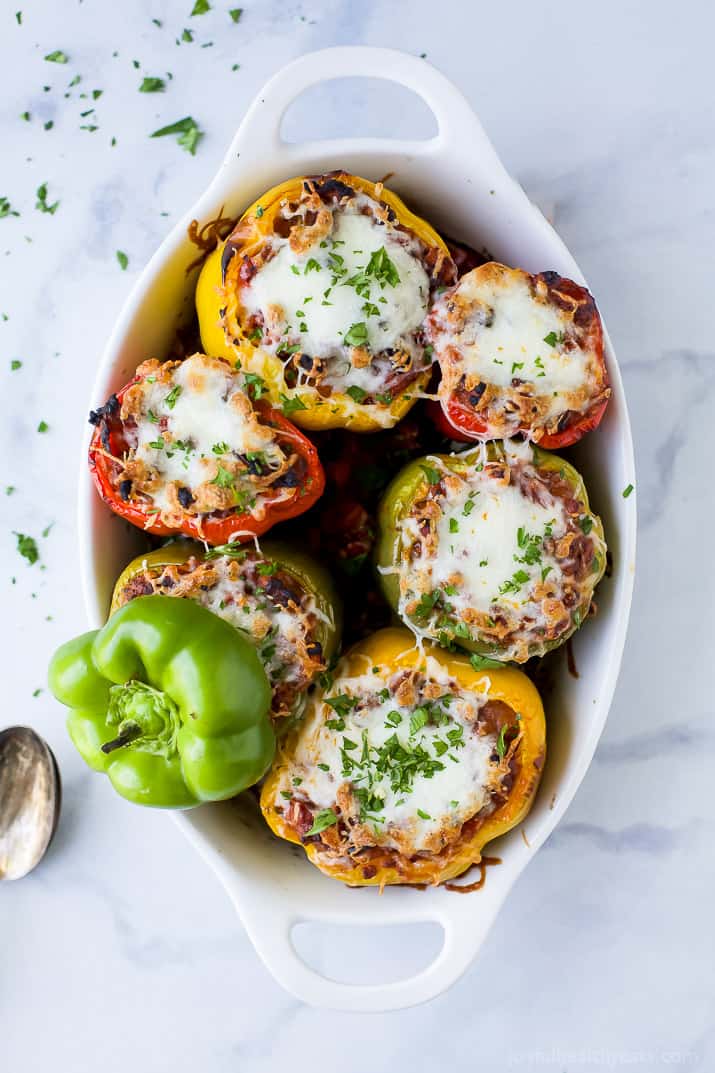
[48,595,274,808]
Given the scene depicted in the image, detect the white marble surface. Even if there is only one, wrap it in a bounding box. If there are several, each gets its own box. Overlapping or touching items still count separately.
[2,0,713,1067]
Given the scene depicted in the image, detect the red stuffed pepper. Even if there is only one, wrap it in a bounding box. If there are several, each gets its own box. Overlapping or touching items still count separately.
[425,263,611,448]
[89,353,324,545]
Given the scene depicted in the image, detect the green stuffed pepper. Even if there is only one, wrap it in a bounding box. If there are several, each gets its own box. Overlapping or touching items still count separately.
[48,595,274,808]
[110,540,341,724]
[376,441,606,663]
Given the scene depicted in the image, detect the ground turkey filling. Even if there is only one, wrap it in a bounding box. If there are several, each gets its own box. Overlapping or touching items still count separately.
[91,354,303,532]
[394,449,605,662]
[116,551,327,719]
[222,174,456,408]
[269,655,522,879]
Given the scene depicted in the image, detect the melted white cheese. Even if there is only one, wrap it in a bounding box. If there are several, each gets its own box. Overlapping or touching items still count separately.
[131,356,282,513]
[430,474,565,615]
[433,270,589,404]
[286,657,497,853]
[242,201,430,393]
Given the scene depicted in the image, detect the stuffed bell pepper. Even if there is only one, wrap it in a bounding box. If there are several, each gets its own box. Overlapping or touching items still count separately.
[89,352,324,544]
[376,441,606,663]
[48,596,274,808]
[261,628,545,887]
[111,540,341,724]
[196,171,457,431]
[425,263,610,446]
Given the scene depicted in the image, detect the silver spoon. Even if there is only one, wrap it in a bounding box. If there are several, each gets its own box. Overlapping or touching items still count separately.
[0,726,61,880]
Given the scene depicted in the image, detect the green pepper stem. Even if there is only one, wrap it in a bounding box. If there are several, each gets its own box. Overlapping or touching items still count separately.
[101,725,141,754]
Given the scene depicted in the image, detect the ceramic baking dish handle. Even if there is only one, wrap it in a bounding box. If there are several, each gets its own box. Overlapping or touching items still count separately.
[236,895,498,1013]
[211,45,507,171]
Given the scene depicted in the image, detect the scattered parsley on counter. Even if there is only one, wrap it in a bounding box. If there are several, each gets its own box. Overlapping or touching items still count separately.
[190,0,211,13]
[20,110,30,121]
[33,688,43,697]
[152,17,162,27]
[15,10,22,23]
[42,523,54,538]
[622,483,634,499]
[0,197,19,219]
[35,183,59,214]
[10,359,22,370]
[150,115,203,154]
[44,120,53,131]
[45,50,69,64]
[14,532,39,565]
[6,486,15,495]
[229,7,243,20]
[139,76,165,92]
[37,420,49,433]
[116,250,128,270]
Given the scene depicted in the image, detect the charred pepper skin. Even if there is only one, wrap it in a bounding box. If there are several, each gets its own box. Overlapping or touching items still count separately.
[48,596,274,808]
[195,171,456,432]
[375,442,607,662]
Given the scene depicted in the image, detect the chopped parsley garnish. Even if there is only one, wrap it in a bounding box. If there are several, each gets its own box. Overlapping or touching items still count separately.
[469,653,503,671]
[211,465,235,488]
[498,569,530,596]
[304,257,320,273]
[229,7,242,20]
[35,183,59,214]
[325,694,359,718]
[243,372,266,399]
[116,250,128,270]
[622,483,634,498]
[416,809,431,821]
[212,441,229,454]
[37,420,49,433]
[10,359,22,370]
[344,322,369,348]
[150,116,203,155]
[279,392,308,415]
[164,385,182,409]
[190,0,211,13]
[305,808,338,836]
[45,50,69,64]
[449,517,459,533]
[365,246,400,287]
[14,532,39,565]
[543,330,565,348]
[514,526,542,566]
[495,724,510,759]
[579,515,593,534]
[420,463,441,485]
[511,361,524,375]
[139,76,166,93]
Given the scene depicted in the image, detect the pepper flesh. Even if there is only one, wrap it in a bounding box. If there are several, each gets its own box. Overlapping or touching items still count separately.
[375,442,606,661]
[110,539,342,722]
[48,595,274,808]
[88,358,325,545]
[260,628,546,887]
[195,172,456,432]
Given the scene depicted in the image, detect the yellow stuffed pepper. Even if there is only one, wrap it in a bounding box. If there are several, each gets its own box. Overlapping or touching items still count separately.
[196,171,456,432]
[261,627,545,887]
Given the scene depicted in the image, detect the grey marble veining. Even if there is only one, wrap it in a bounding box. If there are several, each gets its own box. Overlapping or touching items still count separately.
[2,0,714,1069]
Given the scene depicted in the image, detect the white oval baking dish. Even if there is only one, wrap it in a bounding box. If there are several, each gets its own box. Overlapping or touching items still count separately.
[78,46,636,1012]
